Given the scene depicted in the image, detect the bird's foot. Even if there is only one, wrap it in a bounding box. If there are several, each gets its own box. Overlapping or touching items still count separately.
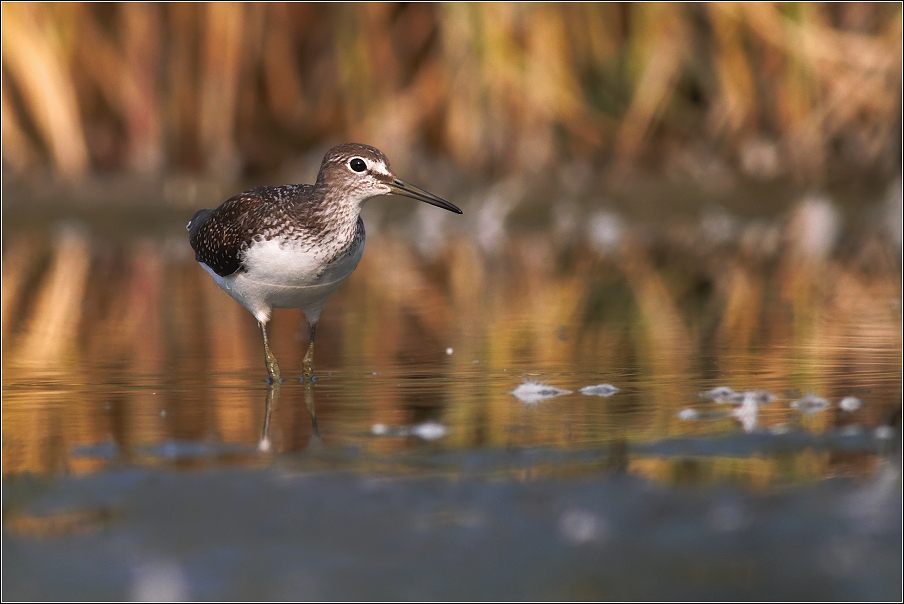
[301,362,314,382]
[265,355,281,383]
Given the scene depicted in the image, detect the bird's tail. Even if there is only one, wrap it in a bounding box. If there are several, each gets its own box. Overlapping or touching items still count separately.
[186,209,212,240]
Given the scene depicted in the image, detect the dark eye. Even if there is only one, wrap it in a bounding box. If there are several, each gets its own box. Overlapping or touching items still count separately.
[349,158,366,173]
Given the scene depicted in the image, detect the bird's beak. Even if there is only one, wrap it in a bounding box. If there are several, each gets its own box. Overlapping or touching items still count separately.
[389,178,462,214]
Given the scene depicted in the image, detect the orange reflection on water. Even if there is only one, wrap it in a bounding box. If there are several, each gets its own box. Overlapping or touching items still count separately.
[2,219,900,484]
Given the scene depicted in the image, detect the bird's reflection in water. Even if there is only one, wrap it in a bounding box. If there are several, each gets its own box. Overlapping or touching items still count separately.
[258,382,321,453]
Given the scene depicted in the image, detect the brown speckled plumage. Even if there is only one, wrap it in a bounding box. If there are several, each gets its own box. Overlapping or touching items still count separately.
[187,144,389,277]
[185,142,461,382]
[188,184,364,277]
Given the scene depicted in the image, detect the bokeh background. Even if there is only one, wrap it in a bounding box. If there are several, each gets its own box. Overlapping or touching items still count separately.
[2,3,903,600]
[2,0,901,485]
[2,2,901,183]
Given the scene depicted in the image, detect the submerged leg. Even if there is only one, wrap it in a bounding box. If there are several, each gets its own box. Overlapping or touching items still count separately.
[259,321,281,382]
[302,322,317,380]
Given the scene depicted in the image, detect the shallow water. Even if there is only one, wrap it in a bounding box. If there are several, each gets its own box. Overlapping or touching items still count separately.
[2,185,902,599]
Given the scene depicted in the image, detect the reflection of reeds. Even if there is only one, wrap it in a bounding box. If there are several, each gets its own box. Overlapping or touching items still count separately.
[1,234,43,340]
[14,226,91,366]
[1,198,901,480]
[1,4,899,180]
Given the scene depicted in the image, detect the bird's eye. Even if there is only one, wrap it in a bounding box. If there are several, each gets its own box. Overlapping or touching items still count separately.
[349,158,367,173]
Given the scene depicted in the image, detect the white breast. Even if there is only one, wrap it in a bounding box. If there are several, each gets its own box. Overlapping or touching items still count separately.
[242,238,327,287]
[202,236,365,325]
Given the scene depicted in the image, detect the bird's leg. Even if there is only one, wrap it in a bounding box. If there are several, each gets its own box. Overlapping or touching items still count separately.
[302,322,317,380]
[259,321,281,383]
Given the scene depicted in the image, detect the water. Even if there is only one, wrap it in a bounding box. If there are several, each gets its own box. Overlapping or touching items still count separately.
[2,185,902,599]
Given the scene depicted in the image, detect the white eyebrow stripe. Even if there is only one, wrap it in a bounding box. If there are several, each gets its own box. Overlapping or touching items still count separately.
[372,162,392,177]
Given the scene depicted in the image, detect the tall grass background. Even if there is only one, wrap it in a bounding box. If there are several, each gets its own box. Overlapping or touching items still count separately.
[2,2,901,184]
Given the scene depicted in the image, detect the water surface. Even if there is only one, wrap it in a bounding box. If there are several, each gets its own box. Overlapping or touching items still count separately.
[2,186,901,599]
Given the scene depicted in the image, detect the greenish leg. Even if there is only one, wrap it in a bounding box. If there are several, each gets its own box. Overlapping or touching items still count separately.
[302,323,317,380]
[259,321,281,382]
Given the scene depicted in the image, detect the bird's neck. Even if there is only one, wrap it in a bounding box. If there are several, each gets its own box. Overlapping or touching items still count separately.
[306,183,364,246]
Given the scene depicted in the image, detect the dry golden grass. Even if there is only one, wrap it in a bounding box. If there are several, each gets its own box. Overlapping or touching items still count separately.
[1,3,900,182]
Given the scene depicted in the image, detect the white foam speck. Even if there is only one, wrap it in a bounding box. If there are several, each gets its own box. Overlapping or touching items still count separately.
[677,408,699,420]
[839,396,862,412]
[510,380,571,404]
[790,394,830,415]
[579,384,619,397]
[411,422,448,441]
[731,393,759,433]
[700,386,735,403]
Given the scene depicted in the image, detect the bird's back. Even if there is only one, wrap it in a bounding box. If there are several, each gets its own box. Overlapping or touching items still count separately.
[187,185,317,278]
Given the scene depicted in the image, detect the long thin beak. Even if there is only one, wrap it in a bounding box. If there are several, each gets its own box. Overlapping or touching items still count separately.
[389,178,462,214]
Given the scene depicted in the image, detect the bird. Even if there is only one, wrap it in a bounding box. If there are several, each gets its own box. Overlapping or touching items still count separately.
[187,143,462,382]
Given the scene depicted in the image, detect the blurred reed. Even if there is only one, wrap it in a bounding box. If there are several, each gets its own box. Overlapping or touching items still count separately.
[1,3,900,182]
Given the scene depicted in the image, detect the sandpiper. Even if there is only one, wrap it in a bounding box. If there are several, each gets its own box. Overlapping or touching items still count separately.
[187,143,462,382]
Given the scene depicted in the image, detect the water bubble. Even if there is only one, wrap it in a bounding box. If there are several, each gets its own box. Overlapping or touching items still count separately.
[731,393,759,433]
[791,394,830,415]
[704,387,775,409]
[677,408,699,420]
[579,384,619,397]
[748,390,776,405]
[510,380,571,404]
[700,386,735,403]
[411,422,448,441]
[839,396,862,412]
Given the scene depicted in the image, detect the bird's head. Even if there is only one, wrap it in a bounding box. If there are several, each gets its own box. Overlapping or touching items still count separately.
[317,143,462,214]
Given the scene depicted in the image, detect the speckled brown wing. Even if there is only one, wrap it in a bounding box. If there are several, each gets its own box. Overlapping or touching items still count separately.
[187,185,317,277]
[187,193,255,277]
